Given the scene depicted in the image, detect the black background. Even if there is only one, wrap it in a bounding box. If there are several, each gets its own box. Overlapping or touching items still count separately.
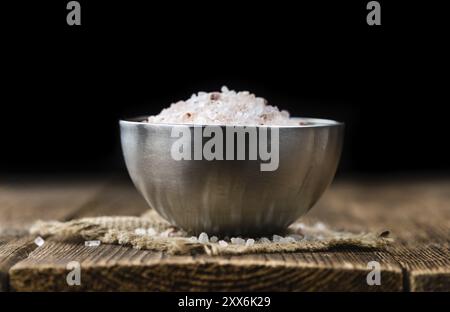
[2,0,448,176]
[1,292,448,311]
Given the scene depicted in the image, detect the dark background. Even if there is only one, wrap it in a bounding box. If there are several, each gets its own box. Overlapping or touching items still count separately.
[2,0,448,177]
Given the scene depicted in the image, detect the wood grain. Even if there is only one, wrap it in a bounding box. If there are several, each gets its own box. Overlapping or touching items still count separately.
[69,178,148,218]
[0,236,37,291]
[389,244,450,292]
[309,178,450,291]
[2,177,450,291]
[9,242,402,291]
[0,177,105,290]
[0,177,104,234]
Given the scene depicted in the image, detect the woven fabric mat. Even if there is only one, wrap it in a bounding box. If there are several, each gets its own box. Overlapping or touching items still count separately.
[29,210,392,256]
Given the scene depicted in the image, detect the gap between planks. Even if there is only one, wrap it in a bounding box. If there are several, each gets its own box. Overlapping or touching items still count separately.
[3,177,450,291]
[9,242,403,291]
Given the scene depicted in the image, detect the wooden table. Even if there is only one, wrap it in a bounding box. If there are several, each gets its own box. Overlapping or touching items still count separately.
[0,176,449,291]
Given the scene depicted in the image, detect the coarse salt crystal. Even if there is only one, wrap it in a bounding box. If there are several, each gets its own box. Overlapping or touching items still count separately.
[258,237,271,244]
[245,239,255,247]
[218,240,228,247]
[147,228,157,236]
[231,237,246,245]
[314,222,327,231]
[34,236,45,247]
[134,228,146,235]
[284,236,296,243]
[159,229,172,238]
[84,240,101,247]
[146,86,300,126]
[198,232,209,244]
[210,236,218,243]
[287,234,303,241]
[188,236,198,243]
[272,234,283,243]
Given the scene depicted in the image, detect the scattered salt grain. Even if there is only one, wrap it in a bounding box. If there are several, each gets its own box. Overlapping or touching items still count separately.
[134,228,146,235]
[272,234,283,243]
[218,240,228,247]
[84,240,101,247]
[231,237,246,245]
[147,227,157,236]
[245,239,255,247]
[258,237,271,244]
[314,222,327,231]
[117,232,128,244]
[147,86,300,126]
[284,236,296,243]
[188,236,198,243]
[210,236,218,243]
[198,232,209,244]
[287,234,303,241]
[159,229,172,238]
[34,236,45,247]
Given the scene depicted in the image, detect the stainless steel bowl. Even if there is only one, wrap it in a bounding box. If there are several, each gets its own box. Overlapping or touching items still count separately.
[120,117,344,235]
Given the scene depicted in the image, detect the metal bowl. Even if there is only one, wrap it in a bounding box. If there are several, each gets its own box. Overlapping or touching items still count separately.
[120,117,344,236]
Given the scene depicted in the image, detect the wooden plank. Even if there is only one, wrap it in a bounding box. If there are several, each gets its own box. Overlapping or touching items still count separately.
[5,177,450,291]
[6,178,403,291]
[0,178,105,234]
[308,178,450,291]
[46,182,402,291]
[69,177,148,218]
[310,178,450,243]
[0,176,151,292]
[0,236,37,291]
[9,242,402,291]
[0,177,105,291]
[389,244,450,292]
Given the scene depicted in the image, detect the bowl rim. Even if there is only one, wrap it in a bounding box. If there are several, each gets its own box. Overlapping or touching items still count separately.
[120,116,344,128]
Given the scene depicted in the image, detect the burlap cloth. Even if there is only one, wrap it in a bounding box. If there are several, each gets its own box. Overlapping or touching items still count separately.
[29,210,392,256]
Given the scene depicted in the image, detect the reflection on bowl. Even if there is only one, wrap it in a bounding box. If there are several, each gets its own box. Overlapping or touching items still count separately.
[120,117,344,236]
